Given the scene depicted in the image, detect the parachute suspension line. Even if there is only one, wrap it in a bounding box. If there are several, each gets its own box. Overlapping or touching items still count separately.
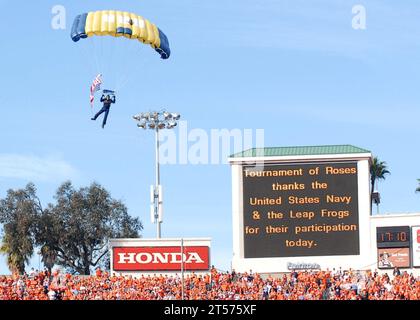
[99,35,106,75]
[112,36,126,91]
[107,36,117,89]
[78,38,95,77]
[73,22,97,81]
[115,44,153,93]
[98,36,127,94]
[114,53,133,92]
[97,36,105,74]
[89,37,101,76]
[113,37,132,91]
[77,42,98,112]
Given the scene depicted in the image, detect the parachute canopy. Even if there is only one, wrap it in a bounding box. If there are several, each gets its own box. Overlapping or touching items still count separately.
[71,10,170,59]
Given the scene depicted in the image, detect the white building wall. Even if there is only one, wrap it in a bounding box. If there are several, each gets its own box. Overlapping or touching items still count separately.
[370,214,420,275]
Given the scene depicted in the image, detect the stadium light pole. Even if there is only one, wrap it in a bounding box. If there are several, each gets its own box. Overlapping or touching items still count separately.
[133,110,181,239]
[181,238,185,300]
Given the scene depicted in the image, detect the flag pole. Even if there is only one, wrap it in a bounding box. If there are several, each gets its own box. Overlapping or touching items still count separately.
[181,238,185,300]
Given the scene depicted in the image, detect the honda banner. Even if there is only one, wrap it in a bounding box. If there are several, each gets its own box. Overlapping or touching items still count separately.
[113,246,210,271]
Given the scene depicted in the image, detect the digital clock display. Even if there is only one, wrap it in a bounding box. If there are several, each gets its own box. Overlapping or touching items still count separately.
[377,226,410,248]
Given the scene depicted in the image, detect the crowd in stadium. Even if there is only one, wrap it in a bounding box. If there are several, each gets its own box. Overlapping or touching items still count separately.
[0,266,419,300]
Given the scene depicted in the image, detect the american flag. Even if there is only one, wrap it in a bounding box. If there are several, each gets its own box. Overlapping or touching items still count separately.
[90,74,102,107]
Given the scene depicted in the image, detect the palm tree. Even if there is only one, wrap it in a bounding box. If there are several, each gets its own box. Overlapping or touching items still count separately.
[370,157,390,211]
[0,232,30,275]
[0,183,40,274]
[416,179,420,193]
[40,245,57,274]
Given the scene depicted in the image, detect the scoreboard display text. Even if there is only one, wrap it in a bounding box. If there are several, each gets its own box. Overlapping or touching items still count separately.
[376,226,410,248]
[242,162,360,258]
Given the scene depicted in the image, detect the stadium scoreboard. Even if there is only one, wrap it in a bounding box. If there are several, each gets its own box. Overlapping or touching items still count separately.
[376,226,411,269]
[242,162,360,258]
[376,226,410,248]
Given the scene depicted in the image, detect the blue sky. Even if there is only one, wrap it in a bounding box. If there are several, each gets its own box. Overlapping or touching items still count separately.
[0,0,420,274]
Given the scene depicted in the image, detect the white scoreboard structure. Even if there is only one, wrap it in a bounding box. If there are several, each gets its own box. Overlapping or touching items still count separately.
[229,145,420,274]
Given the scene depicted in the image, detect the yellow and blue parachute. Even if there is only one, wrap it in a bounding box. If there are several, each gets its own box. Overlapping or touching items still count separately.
[71,10,170,59]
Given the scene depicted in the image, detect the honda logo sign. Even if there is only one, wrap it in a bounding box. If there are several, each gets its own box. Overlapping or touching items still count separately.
[113,246,210,271]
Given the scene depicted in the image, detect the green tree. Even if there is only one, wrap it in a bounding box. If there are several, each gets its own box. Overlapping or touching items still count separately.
[0,183,42,274]
[370,157,390,211]
[34,181,143,275]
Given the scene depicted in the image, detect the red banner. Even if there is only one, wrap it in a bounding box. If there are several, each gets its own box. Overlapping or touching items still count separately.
[113,246,210,271]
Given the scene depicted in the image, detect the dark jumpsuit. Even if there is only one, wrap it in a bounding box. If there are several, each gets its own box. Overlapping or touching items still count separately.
[92,95,116,128]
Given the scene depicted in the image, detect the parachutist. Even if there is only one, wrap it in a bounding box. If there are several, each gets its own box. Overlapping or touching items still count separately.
[91,94,116,128]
